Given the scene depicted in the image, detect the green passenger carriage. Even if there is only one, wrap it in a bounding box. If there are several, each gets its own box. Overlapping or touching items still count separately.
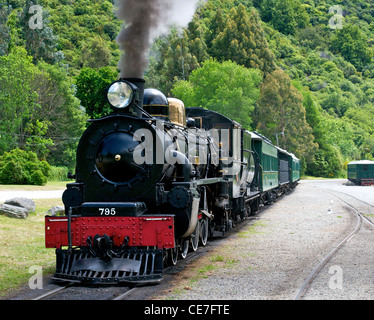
[251,132,279,202]
[347,160,374,186]
[290,154,301,185]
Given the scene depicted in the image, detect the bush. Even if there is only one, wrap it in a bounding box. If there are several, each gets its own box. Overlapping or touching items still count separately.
[49,166,70,181]
[0,149,51,185]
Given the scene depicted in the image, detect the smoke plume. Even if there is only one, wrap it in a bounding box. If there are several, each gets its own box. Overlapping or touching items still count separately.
[116,0,201,78]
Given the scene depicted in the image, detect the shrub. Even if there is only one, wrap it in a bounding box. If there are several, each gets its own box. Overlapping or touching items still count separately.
[0,149,51,185]
[49,166,70,181]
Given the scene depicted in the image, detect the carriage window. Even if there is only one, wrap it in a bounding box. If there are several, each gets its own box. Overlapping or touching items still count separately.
[364,165,368,171]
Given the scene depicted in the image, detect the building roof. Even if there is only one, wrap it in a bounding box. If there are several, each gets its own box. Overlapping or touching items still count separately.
[348,160,374,165]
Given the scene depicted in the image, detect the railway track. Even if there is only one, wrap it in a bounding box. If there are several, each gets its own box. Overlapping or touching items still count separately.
[29,235,214,301]
[32,283,74,300]
[294,189,374,300]
[30,282,139,301]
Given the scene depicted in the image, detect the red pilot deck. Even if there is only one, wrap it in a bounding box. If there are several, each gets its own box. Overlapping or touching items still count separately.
[45,215,175,249]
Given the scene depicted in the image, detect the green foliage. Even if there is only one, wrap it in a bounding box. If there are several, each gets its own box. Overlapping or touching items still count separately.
[307,145,344,178]
[49,166,69,181]
[210,5,276,73]
[0,45,86,167]
[0,148,51,185]
[0,46,41,152]
[35,61,87,167]
[75,66,118,119]
[146,28,202,95]
[0,4,11,55]
[255,0,309,35]
[24,119,54,160]
[43,0,121,76]
[20,0,63,64]
[172,59,262,129]
[330,24,372,71]
[253,69,317,161]
[81,36,112,69]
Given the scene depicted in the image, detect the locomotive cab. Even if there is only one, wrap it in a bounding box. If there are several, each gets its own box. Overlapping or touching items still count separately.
[143,88,170,122]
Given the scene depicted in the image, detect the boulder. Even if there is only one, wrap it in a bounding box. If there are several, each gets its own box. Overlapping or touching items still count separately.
[0,204,29,219]
[46,206,65,216]
[4,197,36,213]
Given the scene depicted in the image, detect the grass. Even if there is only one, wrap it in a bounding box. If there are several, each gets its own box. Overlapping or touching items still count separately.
[165,254,240,299]
[0,181,70,191]
[301,175,347,180]
[237,220,267,238]
[0,198,63,297]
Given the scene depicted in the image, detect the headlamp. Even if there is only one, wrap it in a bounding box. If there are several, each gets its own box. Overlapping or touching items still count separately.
[107,80,136,109]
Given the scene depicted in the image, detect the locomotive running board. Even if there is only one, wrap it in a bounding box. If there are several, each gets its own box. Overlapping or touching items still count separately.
[52,248,164,285]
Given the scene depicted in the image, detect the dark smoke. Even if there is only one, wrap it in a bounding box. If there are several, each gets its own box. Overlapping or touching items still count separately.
[116,0,201,78]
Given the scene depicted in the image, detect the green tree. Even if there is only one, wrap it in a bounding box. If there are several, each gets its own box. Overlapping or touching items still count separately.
[20,0,64,64]
[320,115,360,161]
[36,61,87,167]
[75,66,118,119]
[253,69,317,160]
[81,36,112,69]
[24,119,54,160]
[330,24,372,71]
[146,29,201,95]
[205,8,225,50]
[45,0,121,75]
[0,3,11,55]
[171,59,262,129]
[307,145,344,178]
[255,0,309,35]
[0,47,86,166]
[0,46,40,152]
[186,14,210,64]
[210,4,276,73]
[271,0,309,35]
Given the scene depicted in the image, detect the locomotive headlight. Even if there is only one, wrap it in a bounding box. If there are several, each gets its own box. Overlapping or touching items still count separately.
[107,80,135,109]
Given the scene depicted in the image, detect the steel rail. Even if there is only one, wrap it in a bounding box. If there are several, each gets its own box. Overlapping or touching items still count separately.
[31,283,74,300]
[293,192,363,300]
[323,189,374,226]
[112,287,138,300]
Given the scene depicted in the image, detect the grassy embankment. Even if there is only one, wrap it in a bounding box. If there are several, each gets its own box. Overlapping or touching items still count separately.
[0,182,66,297]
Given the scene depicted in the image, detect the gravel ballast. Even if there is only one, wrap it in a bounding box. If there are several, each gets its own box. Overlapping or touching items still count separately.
[152,179,374,300]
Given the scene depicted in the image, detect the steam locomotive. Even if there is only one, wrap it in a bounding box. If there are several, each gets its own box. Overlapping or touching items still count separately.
[45,78,300,284]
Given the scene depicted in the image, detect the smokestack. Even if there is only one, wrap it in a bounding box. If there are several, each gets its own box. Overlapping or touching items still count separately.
[115,0,203,79]
[120,77,145,117]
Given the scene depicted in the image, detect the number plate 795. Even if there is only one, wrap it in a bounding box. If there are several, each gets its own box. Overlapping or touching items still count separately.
[99,208,117,216]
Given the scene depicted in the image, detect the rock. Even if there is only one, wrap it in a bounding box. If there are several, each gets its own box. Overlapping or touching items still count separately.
[46,206,65,216]
[0,197,36,219]
[4,197,36,213]
[0,204,29,219]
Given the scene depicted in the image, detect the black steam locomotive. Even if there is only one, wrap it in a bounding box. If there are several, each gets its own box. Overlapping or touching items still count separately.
[45,78,299,284]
